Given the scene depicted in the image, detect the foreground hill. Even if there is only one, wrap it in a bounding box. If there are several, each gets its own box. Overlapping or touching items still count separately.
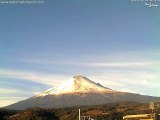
[4,75,160,110]
[1,102,160,120]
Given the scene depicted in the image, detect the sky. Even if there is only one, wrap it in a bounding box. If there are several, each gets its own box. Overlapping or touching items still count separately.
[0,0,160,107]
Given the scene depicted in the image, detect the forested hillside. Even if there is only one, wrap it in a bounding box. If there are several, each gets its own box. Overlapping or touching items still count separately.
[1,102,159,120]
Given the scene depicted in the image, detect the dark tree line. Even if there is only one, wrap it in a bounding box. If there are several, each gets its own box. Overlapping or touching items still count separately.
[0,102,159,120]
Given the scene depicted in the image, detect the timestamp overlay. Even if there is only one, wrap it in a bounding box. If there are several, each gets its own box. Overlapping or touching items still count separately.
[131,0,160,8]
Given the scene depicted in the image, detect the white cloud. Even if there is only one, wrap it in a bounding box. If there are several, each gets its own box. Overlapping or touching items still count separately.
[0,97,27,107]
[0,100,17,107]
[0,88,21,94]
[88,71,160,96]
[87,62,155,67]
[19,58,158,68]
[16,49,160,70]
[0,67,160,108]
[0,72,68,107]
[0,69,160,96]
[0,69,69,86]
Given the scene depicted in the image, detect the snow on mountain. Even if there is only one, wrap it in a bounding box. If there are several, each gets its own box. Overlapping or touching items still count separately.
[36,75,115,97]
[5,75,160,110]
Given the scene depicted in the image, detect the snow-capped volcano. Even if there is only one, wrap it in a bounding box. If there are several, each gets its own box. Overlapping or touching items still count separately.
[37,75,114,97]
[5,75,160,110]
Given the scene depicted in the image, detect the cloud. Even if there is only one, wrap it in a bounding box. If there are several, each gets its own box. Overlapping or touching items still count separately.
[87,62,156,67]
[17,49,160,68]
[0,86,51,107]
[18,58,159,68]
[88,71,160,96]
[0,70,69,107]
[0,66,160,108]
[0,68,160,97]
[0,88,21,94]
[0,97,27,107]
[0,100,17,107]
[0,69,69,86]
[90,71,159,87]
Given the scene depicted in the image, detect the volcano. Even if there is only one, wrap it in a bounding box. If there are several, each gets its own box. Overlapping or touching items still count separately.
[36,75,115,96]
[5,75,160,110]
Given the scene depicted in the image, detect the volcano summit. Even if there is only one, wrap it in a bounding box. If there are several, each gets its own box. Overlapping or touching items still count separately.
[37,75,115,96]
[5,75,160,110]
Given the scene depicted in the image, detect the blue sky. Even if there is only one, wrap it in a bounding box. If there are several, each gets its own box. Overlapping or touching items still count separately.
[0,0,160,107]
